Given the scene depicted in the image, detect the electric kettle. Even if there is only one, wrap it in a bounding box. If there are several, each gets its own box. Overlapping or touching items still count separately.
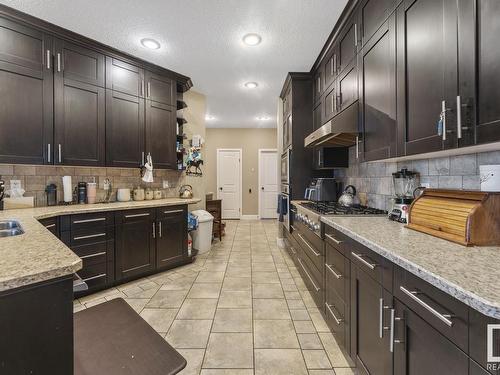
[179,185,193,199]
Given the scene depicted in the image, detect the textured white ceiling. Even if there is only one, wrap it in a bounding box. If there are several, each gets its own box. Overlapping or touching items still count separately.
[1,0,347,128]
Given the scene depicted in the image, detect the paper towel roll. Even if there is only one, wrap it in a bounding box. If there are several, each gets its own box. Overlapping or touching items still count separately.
[62,175,73,203]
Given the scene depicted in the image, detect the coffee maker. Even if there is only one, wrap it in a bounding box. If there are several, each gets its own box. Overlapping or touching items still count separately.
[388,168,419,223]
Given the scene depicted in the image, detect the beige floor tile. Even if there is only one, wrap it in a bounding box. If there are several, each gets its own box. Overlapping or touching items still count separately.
[203,333,253,368]
[302,350,332,369]
[253,299,290,320]
[294,320,317,334]
[177,298,218,320]
[308,370,336,375]
[290,309,311,321]
[287,299,307,310]
[254,349,308,375]
[225,266,252,278]
[146,290,188,308]
[84,298,106,308]
[309,311,330,333]
[218,290,252,308]
[282,283,299,292]
[124,298,149,313]
[187,283,222,299]
[159,277,196,291]
[318,332,355,368]
[285,291,303,300]
[212,308,253,333]
[252,271,281,284]
[252,283,285,299]
[333,368,357,375]
[297,333,323,349]
[196,271,225,283]
[140,308,178,333]
[200,370,254,375]
[165,320,212,349]
[222,277,252,291]
[123,285,160,299]
[177,348,205,375]
[254,319,300,349]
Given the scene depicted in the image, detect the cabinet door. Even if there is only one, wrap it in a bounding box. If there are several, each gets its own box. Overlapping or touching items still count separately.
[393,299,469,375]
[338,16,359,75]
[360,16,397,161]
[324,47,338,90]
[396,0,458,155]
[358,0,396,46]
[156,207,187,269]
[115,210,155,281]
[0,18,53,165]
[106,57,145,97]
[106,90,145,167]
[313,69,323,104]
[337,59,358,113]
[351,267,392,375]
[145,71,175,106]
[324,85,337,122]
[313,101,323,131]
[146,100,176,169]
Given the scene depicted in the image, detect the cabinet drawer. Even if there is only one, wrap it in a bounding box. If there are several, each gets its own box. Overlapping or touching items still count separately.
[296,232,324,275]
[469,307,500,373]
[325,296,347,342]
[394,267,468,352]
[325,243,349,303]
[116,208,154,224]
[70,226,113,246]
[297,254,324,308]
[157,205,186,220]
[39,217,59,237]
[350,240,393,292]
[324,225,350,257]
[61,212,114,232]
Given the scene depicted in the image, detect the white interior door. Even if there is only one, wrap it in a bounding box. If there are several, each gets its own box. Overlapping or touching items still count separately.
[259,149,278,219]
[217,149,241,219]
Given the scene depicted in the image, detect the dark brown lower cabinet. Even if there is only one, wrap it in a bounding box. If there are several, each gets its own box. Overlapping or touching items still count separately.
[393,298,469,375]
[156,206,188,269]
[115,209,156,281]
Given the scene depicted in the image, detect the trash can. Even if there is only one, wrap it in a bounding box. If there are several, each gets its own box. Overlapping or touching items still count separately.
[190,210,214,254]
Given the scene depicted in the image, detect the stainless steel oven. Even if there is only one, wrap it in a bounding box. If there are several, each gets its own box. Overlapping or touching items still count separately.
[281,149,290,185]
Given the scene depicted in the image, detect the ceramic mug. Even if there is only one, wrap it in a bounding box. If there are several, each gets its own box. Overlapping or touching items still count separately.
[117,188,131,202]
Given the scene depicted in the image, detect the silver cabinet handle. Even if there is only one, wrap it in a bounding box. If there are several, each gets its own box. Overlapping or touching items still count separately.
[141,79,145,97]
[355,136,359,159]
[152,222,156,238]
[47,143,51,163]
[333,53,337,74]
[352,252,378,270]
[164,209,184,214]
[325,233,342,245]
[290,246,296,255]
[297,233,320,257]
[125,213,150,218]
[354,23,358,46]
[379,298,390,338]
[325,303,343,324]
[44,223,56,229]
[399,286,453,327]
[331,94,334,112]
[317,76,321,93]
[326,264,342,279]
[297,258,320,292]
[80,251,106,260]
[290,225,296,231]
[330,56,334,75]
[158,221,162,238]
[73,217,106,224]
[82,273,106,282]
[57,52,61,72]
[147,81,151,97]
[46,50,51,69]
[73,233,106,241]
[390,308,395,352]
[456,95,462,139]
[58,144,62,163]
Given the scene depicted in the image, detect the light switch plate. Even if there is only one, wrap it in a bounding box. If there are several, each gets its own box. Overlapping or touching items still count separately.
[163,180,170,189]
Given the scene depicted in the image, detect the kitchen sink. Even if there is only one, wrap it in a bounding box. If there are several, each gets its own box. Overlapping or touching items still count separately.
[0,220,24,237]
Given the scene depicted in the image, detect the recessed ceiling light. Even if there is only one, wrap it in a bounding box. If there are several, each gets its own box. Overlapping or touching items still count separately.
[205,115,216,121]
[141,38,161,50]
[244,82,258,89]
[256,116,271,121]
[242,33,262,46]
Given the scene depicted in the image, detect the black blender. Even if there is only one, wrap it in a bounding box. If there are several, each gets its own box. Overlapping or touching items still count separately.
[388,168,419,223]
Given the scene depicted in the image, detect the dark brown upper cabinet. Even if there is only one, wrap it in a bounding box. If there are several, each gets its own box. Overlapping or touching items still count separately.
[337,14,359,76]
[53,39,105,166]
[0,18,53,165]
[146,100,176,170]
[324,84,337,123]
[156,206,187,269]
[106,57,145,97]
[323,47,337,91]
[337,58,358,114]
[358,0,397,47]
[396,0,458,156]
[313,101,322,131]
[145,71,175,106]
[360,15,397,161]
[313,68,324,104]
[106,89,145,168]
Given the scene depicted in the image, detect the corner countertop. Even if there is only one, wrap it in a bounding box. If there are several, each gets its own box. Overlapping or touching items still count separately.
[321,216,500,319]
[0,198,201,293]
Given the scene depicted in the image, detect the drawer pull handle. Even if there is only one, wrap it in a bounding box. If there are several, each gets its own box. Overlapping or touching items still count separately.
[399,286,454,327]
[297,258,320,292]
[325,233,342,245]
[125,213,150,218]
[325,303,343,325]
[290,246,296,255]
[352,252,378,270]
[298,233,320,257]
[164,209,184,214]
[73,233,106,241]
[80,251,107,260]
[73,217,106,224]
[326,264,342,279]
[82,273,106,282]
[290,225,296,231]
[44,223,56,229]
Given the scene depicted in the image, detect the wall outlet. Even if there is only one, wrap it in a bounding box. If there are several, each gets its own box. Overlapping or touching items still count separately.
[163,180,170,189]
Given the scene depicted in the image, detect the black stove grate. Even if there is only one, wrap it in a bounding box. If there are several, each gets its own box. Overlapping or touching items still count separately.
[300,201,387,215]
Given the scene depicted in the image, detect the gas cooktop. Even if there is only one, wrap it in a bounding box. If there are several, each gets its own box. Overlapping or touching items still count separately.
[299,201,387,216]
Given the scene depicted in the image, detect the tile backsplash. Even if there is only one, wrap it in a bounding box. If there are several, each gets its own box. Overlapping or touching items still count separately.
[0,164,188,207]
[335,149,500,211]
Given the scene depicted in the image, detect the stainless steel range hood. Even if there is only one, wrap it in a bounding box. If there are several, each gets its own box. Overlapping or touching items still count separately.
[305,101,359,148]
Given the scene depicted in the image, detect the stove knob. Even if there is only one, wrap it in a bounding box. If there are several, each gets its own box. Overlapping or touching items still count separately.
[313,223,320,231]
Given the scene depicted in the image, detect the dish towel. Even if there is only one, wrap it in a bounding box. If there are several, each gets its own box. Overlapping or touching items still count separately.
[142,153,154,183]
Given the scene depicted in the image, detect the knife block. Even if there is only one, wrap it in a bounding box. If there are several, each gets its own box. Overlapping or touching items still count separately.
[406,189,500,246]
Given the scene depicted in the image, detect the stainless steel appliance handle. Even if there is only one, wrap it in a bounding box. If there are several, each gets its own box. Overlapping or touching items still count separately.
[73,233,106,241]
[125,213,150,218]
[456,95,462,139]
[325,233,342,245]
[58,144,62,163]
[399,286,453,327]
[297,233,320,257]
[152,222,156,238]
[352,252,378,270]
[80,251,106,260]
[57,52,61,72]
[326,264,342,279]
[355,136,359,159]
[297,258,320,292]
[158,221,162,238]
[46,50,51,69]
[73,217,106,224]
[325,303,343,324]
[164,209,184,214]
[47,143,51,163]
[142,151,145,165]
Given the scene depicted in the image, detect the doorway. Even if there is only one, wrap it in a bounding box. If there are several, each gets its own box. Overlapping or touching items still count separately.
[216,149,242,219]
[258,149,278,219]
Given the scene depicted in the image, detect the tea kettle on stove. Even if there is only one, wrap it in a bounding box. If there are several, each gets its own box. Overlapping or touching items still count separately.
[338,185,361,207]
[179,184,193,199]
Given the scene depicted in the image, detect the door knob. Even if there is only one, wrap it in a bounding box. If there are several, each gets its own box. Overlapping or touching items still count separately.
[261,187,264,190]
[219,187,223,191]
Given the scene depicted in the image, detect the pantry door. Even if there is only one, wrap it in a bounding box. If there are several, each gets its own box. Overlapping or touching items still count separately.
[217,149,242,219]
[258,149,278,219]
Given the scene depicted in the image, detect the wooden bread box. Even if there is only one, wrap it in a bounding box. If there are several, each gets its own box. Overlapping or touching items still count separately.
[406,189,500,246]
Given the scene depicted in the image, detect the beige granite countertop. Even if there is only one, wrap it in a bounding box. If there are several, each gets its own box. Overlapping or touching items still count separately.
[321,216,500,318]
[0,198,201,292]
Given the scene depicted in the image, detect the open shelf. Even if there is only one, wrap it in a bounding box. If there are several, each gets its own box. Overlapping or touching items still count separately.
[177,100,187,110]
